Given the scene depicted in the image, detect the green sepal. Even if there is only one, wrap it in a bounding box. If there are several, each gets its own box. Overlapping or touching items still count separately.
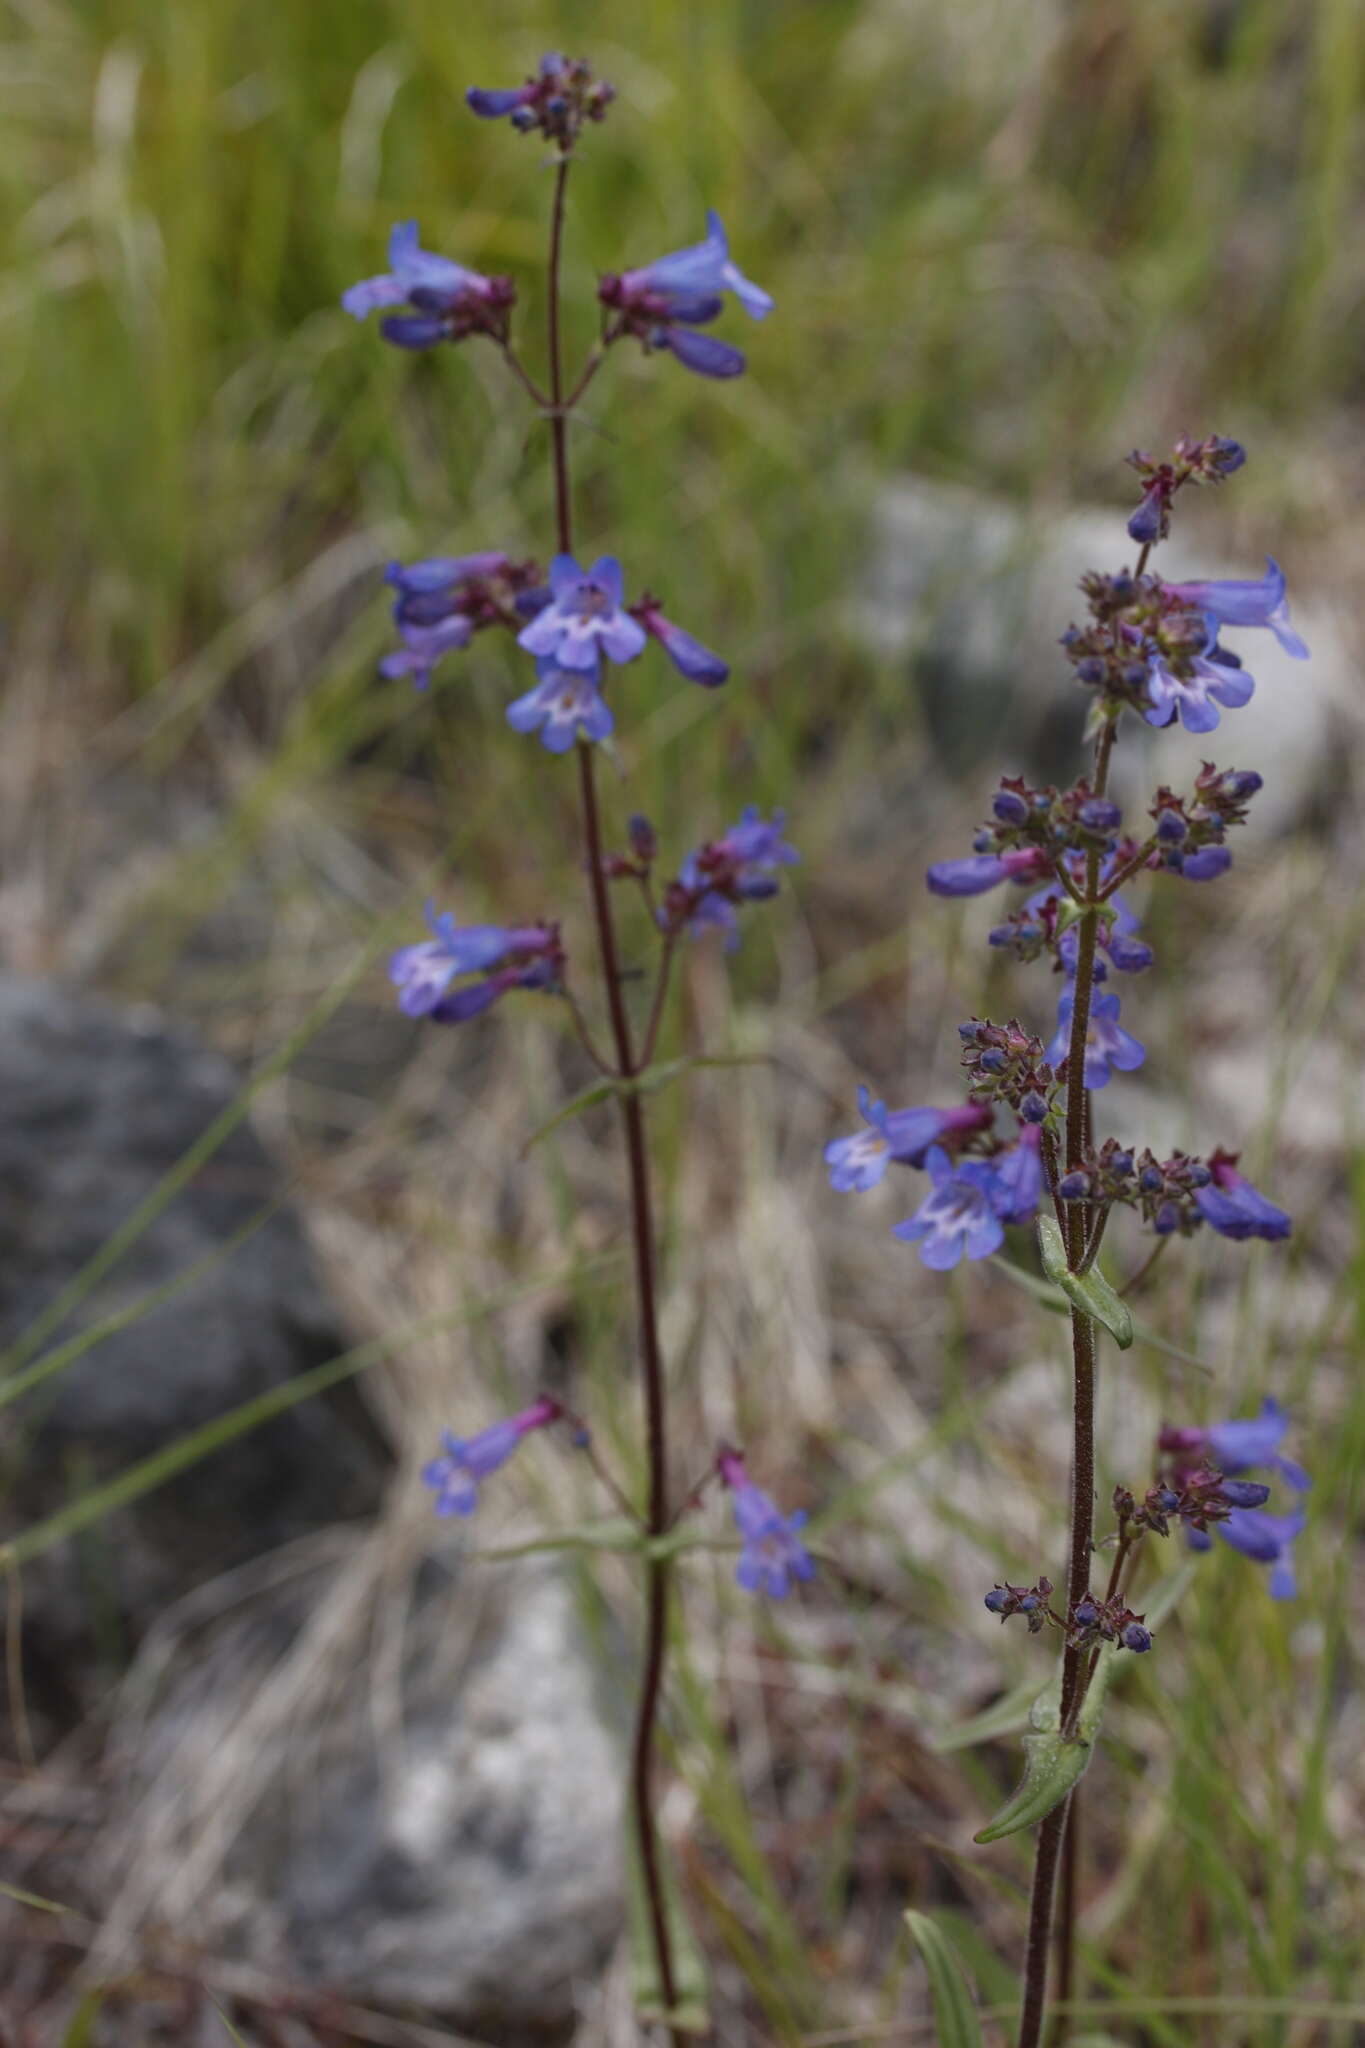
[1037,1216,1134,1349]
[904,1911,983,2048]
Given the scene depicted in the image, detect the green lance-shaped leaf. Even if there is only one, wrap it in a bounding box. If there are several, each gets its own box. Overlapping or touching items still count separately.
[521,1053,768,1155]
[627,1830,710,2035]
[1037,1215,1134,1350]
[974,1562,1196,1843]
[904,1912,984,2048]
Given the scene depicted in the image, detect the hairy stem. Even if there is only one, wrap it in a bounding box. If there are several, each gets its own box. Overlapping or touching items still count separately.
[1019,1800,1071,2048]
[544,152,680,2031]
[1019,714,1118,2048]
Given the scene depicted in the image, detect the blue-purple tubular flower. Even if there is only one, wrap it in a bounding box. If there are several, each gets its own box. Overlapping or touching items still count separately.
[622,211,773,323]
[1177,846,1232,882]
[342,222,512,348]
[1210,1398,1311,1491]
[381,614,474,690]
[1164,558,1310,663]
[991,1124,1044,1225]
[1145,644,1255,735]
[506,659,614,753]
[1193,1152,1291,1241]
[391,906,562,1021]
[380,552,512,689]
[423,1397,560,1516]
[825,1090,992,1191]
[1192,1507,1307,1600]
[652,327,747,379]
[927,847,1052,898]
[516,554,647,670]
[1162,1397,1310,1494]
[893,1146,1005,1269]
[1046,983,1145,1089]
[638,601,729,685]
[718,1449,815,1598]
[669,807,799,947]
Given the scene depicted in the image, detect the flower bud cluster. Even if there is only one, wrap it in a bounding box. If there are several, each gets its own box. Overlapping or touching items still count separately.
[958,1018,1058,1121]
[467,53,615,148]
[984,1577,1053,1633]
[1062,577,1206,711]
[1054,1136,1136,1205]
[1120,1467,1270,1541]
[1067,1592,1152,1654]
[976,775,1127,864]
[1125,434,1246,545]
[1141,763,1263,879]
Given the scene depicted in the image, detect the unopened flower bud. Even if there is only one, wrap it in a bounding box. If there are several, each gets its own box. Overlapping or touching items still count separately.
[1122,1623,1153,1652]
[993,788,1030,826]
[1020,1091,1049,1124]
[1080,798,1122,832]
[1058,1171,1091,1201]
[1075,656,1107,687]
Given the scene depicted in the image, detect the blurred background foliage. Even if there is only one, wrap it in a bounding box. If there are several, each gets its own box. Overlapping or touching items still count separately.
[1,0,1364,2043]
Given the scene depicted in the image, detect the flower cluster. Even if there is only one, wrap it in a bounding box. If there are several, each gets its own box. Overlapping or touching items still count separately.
[599,211,774,380]
[659,807,800,947]
[718,1447,815,1598]
[957,1018,1059,1118]
[345,65,810,1619]
[1053,1141,1289,1244]
[826,436,1309,1682]
[467,52,615,146]
[343,222,515,351]
[1155,1400,1310,1600]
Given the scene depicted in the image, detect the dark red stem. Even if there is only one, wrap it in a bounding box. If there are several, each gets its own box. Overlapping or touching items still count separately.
[545,152,680,2033]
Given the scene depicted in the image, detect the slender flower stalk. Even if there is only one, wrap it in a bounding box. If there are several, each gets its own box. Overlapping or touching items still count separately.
[540,149,681,2030]
[839,439,1301,2045]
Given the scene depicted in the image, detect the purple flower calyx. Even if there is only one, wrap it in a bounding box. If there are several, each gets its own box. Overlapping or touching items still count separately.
[422,1395,562,1517]
[342,221,515,350]
[599,211,772,380]
[661,806,798,948]
[958,1017,1058,1120]
[391,905,565,1023]
[984,1576,1054,1633]
[466,53,615,148]
[717,1445,815,1598]
[1066,1589,1153,1653]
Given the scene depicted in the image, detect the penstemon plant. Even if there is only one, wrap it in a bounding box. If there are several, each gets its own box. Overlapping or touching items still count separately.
[828,436,1310,2041]
[342,50,803,2043]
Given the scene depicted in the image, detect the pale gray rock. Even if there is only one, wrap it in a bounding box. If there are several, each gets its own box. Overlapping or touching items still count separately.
[0,972,385,1720]
[864,474,1359,831]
